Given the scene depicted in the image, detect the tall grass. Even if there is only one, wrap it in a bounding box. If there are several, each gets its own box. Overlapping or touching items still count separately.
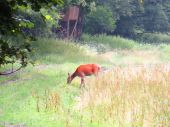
[81,34,137,51]
[159,44,170,61]
[32,38,87,63]
[77,65,170,127]
[31,38,106,64]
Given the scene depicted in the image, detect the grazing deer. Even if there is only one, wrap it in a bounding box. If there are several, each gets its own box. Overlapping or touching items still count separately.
[67,64,101,88]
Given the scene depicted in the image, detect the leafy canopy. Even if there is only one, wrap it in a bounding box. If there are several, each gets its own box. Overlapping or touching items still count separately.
[0,0,63,75]
[84,6,116,34]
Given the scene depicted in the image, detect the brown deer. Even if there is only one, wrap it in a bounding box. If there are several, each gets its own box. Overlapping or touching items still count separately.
[67,64,101,88]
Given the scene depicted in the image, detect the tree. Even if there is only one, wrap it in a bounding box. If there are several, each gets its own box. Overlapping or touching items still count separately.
[0,0,63,75]
[97,0,170,37]
[84,6,116,34]
[143,3,170,32]
[162,0,170,22]
[96,0,145,37]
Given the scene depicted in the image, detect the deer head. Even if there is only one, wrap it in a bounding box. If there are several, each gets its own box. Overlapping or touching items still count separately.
[67,72,72,84]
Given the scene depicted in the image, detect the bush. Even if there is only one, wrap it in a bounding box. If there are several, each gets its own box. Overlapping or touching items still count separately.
[137,33,170,44]
[84,6,116,34]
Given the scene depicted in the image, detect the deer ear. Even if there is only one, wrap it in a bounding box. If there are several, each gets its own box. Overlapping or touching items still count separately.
[68,72,70,76]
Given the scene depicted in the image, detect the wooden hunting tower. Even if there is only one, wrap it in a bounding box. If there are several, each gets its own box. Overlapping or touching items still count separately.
[59,6,82,39]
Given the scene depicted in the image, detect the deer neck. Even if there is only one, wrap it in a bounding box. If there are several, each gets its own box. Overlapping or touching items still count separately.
[71,72,76,82]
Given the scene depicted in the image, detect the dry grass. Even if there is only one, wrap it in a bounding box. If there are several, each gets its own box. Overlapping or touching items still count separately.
[77,64,170,127]
[32,89,60,112]
[98,49,164,65]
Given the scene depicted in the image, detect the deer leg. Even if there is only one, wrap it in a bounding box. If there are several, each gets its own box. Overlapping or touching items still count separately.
[94,72,98,77]
[82,78,85,87]
[94,72,99,80]
[80,77,85,88]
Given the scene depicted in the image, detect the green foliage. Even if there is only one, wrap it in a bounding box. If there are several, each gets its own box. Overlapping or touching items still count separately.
[92,0,145,37]
[17,9,47,37]
[101,0,143,19]
[84,6,116,34]
[31,38,105,64]
[81,34,136,51]
[159,44,170,61]
[91,0,170,38]
[0,0,63,75]
[143,4,170,32]
[114,16,136,38]
[32,38,87,63]
[163,1,170,22]
[0,39,31,66]
[137,33,170,44]
[17,7,61,38]
[40,8,61,28]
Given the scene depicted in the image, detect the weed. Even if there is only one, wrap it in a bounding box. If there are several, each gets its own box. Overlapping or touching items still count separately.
[32,89,60,112]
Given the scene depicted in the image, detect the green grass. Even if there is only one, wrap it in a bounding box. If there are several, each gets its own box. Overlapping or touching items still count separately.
[31,38,110,65]
[0,38,110,127]
[0,63,84,127]
[158,44,170,61]
[0,37,170,127]
[32,38,91,64]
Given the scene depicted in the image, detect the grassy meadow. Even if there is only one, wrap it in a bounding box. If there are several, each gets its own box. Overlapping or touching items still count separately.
[0,37,170,127]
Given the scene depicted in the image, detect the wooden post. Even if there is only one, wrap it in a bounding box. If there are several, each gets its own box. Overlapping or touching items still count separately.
[70,19,78,38]
[67,19,70,39]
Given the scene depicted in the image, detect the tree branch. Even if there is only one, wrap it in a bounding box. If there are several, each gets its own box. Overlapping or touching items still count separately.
[0,66,23,76]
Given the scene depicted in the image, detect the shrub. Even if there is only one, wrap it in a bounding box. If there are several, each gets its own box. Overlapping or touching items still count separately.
[84,6,116,34]
[137,33,170,44]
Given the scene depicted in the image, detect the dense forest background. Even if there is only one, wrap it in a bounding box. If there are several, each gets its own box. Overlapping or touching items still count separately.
[21,0,170,39]
[18,0,170,38]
